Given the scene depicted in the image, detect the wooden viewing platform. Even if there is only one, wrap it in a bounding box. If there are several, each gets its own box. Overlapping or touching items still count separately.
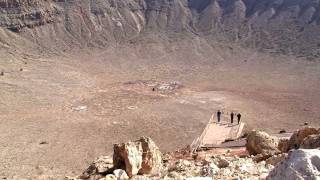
[191,114,245,152]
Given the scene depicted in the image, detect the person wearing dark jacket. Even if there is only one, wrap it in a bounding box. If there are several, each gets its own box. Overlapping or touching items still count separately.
[217,110,222,123]
[230,112,234,124]
[237,113,242,124]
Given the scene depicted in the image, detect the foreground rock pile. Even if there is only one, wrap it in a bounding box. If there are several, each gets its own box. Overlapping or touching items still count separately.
[69,127,320,180]
[163,155,274,179]
[267,149,320,180]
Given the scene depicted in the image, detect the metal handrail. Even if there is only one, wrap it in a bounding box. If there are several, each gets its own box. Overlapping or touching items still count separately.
[190,114,215,153]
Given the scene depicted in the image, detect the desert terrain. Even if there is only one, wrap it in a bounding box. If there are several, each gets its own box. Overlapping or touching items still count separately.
[0,0,320,178]
[1,39,320,178]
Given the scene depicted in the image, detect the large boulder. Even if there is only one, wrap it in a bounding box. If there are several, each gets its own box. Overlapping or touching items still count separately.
[246,130,280,155]
[267,149,320,180]
[301,134,320,149]
[113,141,143,177]
[113,137,162,177]
[287,127,319,150]
[278,138,289,153]
[139,137,163,175]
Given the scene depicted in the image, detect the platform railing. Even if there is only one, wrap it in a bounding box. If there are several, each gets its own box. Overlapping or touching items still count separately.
[190,114,215,153]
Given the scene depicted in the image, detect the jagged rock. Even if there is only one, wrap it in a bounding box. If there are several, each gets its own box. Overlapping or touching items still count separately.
[113,137,162,177]
[287,127,319,150]
[213,156,230,168]
[80,156,113,179]
[301,134,320,149]
[174,159,193,172]
[278,138,289,153]
[246,130,280,155]
[265,153,288,166]
[93,156,113,174]
[252,153,272,162]
[139,137,163,175]
[267,149,320,180]
[201,163,219,176]
[104,174,117,180]
[113,169,129,180]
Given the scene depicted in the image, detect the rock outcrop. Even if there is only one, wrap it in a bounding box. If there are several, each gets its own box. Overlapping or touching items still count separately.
[113,141,143,177]
[163,155,274,179]
[278,138,289,153]
[80,156,113,179]
[301,134,320,149]
[139,137,163,175]
[287,127,319,150]
[0,0,320,59]
[267,149,320,180]
[75,127,320,180]
[265,154,288,166]
[113,137,162,177]
[246,130,280,156]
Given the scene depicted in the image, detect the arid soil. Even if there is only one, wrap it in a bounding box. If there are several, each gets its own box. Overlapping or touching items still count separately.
[0,39,320,178]
[0,0,320,178]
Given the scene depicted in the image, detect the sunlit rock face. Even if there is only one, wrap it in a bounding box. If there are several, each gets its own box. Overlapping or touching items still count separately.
[0,0,319,58]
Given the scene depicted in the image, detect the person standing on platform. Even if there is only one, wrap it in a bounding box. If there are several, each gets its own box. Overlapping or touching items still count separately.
[217,110,222,123]
[237,113,242,124]
[230,112,234,124]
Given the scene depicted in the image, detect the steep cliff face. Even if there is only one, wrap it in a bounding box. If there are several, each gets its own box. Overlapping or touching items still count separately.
[0,0,60,31]
[0,0,319,59]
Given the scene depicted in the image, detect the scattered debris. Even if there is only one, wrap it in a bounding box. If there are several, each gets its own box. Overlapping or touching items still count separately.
[122,80,183,95]
[153,81,182,93]
[80,156,113,179]
[39,141,48,145]
[73,127,320,180]
[116,21,122,27]
[72,105,88,112]
[127,106,138,110]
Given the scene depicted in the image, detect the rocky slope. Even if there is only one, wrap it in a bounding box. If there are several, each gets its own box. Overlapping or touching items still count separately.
[0,1,320,179]
[0,0,320,59]
[65,126,320,180]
